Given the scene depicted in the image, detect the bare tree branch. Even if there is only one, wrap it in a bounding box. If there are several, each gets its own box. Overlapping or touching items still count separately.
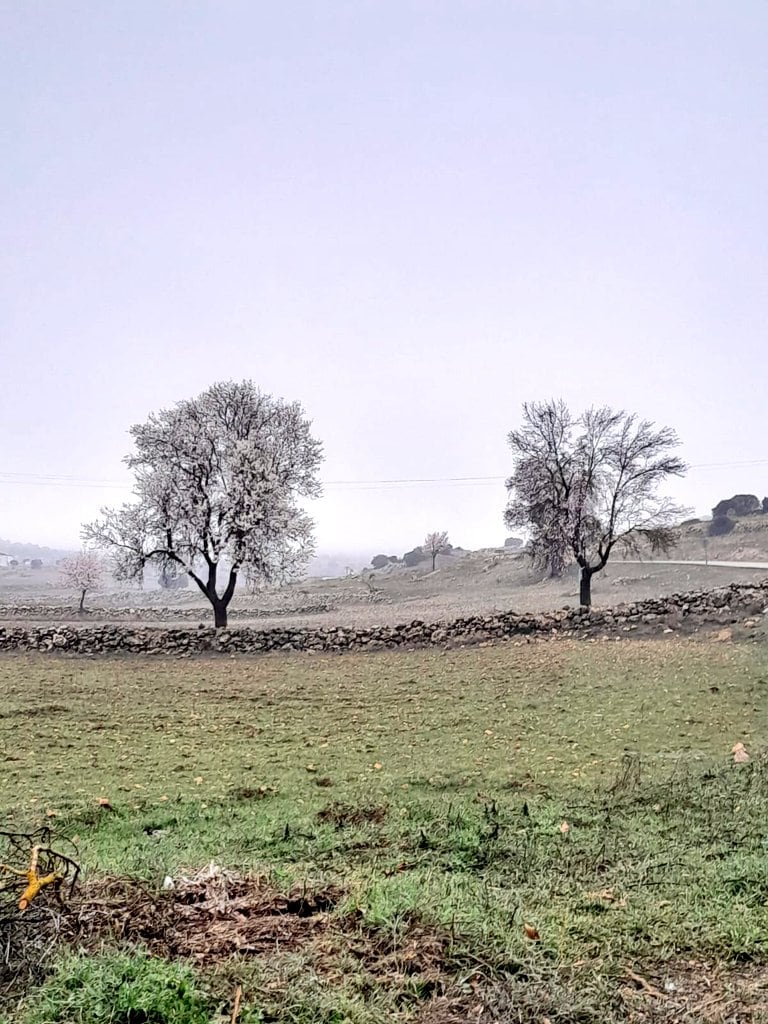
[504,400,687,605]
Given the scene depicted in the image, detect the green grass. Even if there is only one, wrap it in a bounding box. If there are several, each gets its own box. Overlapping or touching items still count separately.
[1,639,767,1022]
[18,950,222,1024]
[2,640,765,816]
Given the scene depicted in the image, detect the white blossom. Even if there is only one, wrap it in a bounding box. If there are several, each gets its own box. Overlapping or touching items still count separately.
[59,551,105,612]
[84,381,323,627]
[423,531,450,571]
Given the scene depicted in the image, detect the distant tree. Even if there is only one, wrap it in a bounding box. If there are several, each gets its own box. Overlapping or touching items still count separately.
[763,497,768,514]
[159,566,189,590]
[402,546,425,568]
[503,536,524,550]
[712,494,760,518]
[83,380,323,628]
[708,515,736,537]
[371,554,389,569]
[59,551,104,612]
[423,531,450,571]
[504,400,686,607]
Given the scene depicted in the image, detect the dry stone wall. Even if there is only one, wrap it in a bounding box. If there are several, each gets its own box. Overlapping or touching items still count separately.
[0,602,334,622]
[0,581,766,656]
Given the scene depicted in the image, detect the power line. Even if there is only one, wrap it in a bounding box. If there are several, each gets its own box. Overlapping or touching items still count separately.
[0,458,767,491]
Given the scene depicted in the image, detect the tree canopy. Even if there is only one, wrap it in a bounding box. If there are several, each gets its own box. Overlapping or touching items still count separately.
[504,400,686,606]
[59,550,105,612]
[84,380,323,627]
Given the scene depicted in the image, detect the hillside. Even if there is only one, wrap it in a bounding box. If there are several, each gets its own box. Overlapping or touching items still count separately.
[667,515,768,562]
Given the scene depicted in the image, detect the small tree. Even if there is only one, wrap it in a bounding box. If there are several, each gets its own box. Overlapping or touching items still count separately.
[505,401,686,607]
[59,551,104,612]
[423,531,449,571]
[84,380,323,628]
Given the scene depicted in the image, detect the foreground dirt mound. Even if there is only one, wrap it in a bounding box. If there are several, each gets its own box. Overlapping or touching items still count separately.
[66,866,343,962]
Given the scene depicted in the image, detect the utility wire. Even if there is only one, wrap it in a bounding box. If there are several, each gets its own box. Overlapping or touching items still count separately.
[0,459,767,491]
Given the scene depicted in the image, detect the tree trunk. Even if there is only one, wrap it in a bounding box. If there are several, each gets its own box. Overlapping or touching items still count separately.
[188,561,236,629]
[212,601,228,629]
[79,589,86,613]
[579,567,593,608]
[431,552,437,571]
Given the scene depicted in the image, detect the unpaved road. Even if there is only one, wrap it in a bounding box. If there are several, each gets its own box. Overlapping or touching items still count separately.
[623,559,768,570]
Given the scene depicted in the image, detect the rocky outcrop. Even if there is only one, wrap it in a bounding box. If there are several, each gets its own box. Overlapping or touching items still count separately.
[1,581,766,656]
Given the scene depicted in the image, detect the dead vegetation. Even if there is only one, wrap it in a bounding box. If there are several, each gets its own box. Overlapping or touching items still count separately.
[4,855,768,1022]
[315,801,389,829]
[65,866,344,963]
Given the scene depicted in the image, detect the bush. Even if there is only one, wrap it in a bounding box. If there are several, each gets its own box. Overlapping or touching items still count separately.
[370,554,389,569]
[21,950,218,1024]
[708,515,735,537]
[402,547,425,568]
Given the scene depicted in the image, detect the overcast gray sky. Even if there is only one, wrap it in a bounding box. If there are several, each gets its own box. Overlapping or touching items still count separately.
[2,1,766,555]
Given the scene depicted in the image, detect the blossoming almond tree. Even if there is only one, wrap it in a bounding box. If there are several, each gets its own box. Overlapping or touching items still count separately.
[59,551,105,612]
[84,381,323,628]
[423,531,450,571]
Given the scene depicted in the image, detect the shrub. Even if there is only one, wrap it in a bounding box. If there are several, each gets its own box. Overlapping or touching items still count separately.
[370,554,389,569]
[708,515,735,537]
[402,547,425,568]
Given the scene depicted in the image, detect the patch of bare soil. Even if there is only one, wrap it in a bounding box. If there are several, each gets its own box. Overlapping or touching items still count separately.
[620,961,768,1023]
[446,963,768,1023]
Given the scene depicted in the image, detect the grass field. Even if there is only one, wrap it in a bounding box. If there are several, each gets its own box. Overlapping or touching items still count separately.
[1,639,767,1022]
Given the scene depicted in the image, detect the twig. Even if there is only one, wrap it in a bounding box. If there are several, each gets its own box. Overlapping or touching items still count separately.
[625,967,664,998]
[230,984,243,1024]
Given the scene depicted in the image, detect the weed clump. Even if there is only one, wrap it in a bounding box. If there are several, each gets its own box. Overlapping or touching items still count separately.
[19,950,217,1024]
